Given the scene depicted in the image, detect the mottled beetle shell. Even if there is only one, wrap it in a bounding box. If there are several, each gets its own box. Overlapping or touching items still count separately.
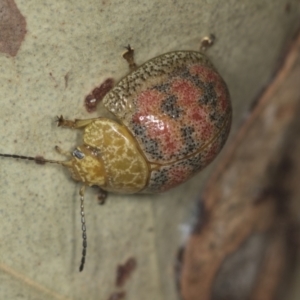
[103,51,231,193]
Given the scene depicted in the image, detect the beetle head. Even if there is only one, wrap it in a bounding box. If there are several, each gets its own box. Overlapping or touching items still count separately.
[65,145,106,187]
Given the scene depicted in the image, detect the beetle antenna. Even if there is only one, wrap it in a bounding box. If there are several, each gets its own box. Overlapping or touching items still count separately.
[79,186,87,272]
[0,153,65,165]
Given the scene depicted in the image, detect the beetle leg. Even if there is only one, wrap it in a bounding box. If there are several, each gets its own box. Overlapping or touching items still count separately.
[123,45,138,71]
[90,185,108,204]
[54,145,72,157]
[200,34,216,52]
[56,115,98,129]
[97,188,108,205]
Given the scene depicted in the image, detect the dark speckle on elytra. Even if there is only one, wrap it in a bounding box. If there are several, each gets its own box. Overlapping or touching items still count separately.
[199,82,217,106]
[181,126,196,155]
[0,0,27,56]
[132,123,164,160]
[209,111,218,122]
[161,95,182,119]
[85,78,114,113]
[115,257,137,287]
[152,83,170,93]
[151,168,169,189]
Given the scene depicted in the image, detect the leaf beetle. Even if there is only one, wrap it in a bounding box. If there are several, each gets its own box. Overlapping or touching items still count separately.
[0,42,231,271]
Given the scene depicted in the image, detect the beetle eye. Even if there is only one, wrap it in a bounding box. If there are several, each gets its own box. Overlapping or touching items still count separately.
[73,149,85,159]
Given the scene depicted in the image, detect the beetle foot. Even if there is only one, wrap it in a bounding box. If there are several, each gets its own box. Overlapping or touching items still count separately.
[56,115,65,127]
[200,34,216,52]
[123,44,137,71]
[91,186,108,205]
[56,115,76,128]
[97,189,108,205]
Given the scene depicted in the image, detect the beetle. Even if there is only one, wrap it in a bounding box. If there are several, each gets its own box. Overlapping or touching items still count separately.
[0,44,231,271]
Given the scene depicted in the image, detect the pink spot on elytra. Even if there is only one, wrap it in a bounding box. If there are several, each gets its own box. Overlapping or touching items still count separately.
[216,83,230,112]
[170,77,215,142]
[164,136,178,153]
[136,89,163,113]
[162,166,191,191]
[133,89,183,157]
[191,110,206,122]
[171,78,199,106]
